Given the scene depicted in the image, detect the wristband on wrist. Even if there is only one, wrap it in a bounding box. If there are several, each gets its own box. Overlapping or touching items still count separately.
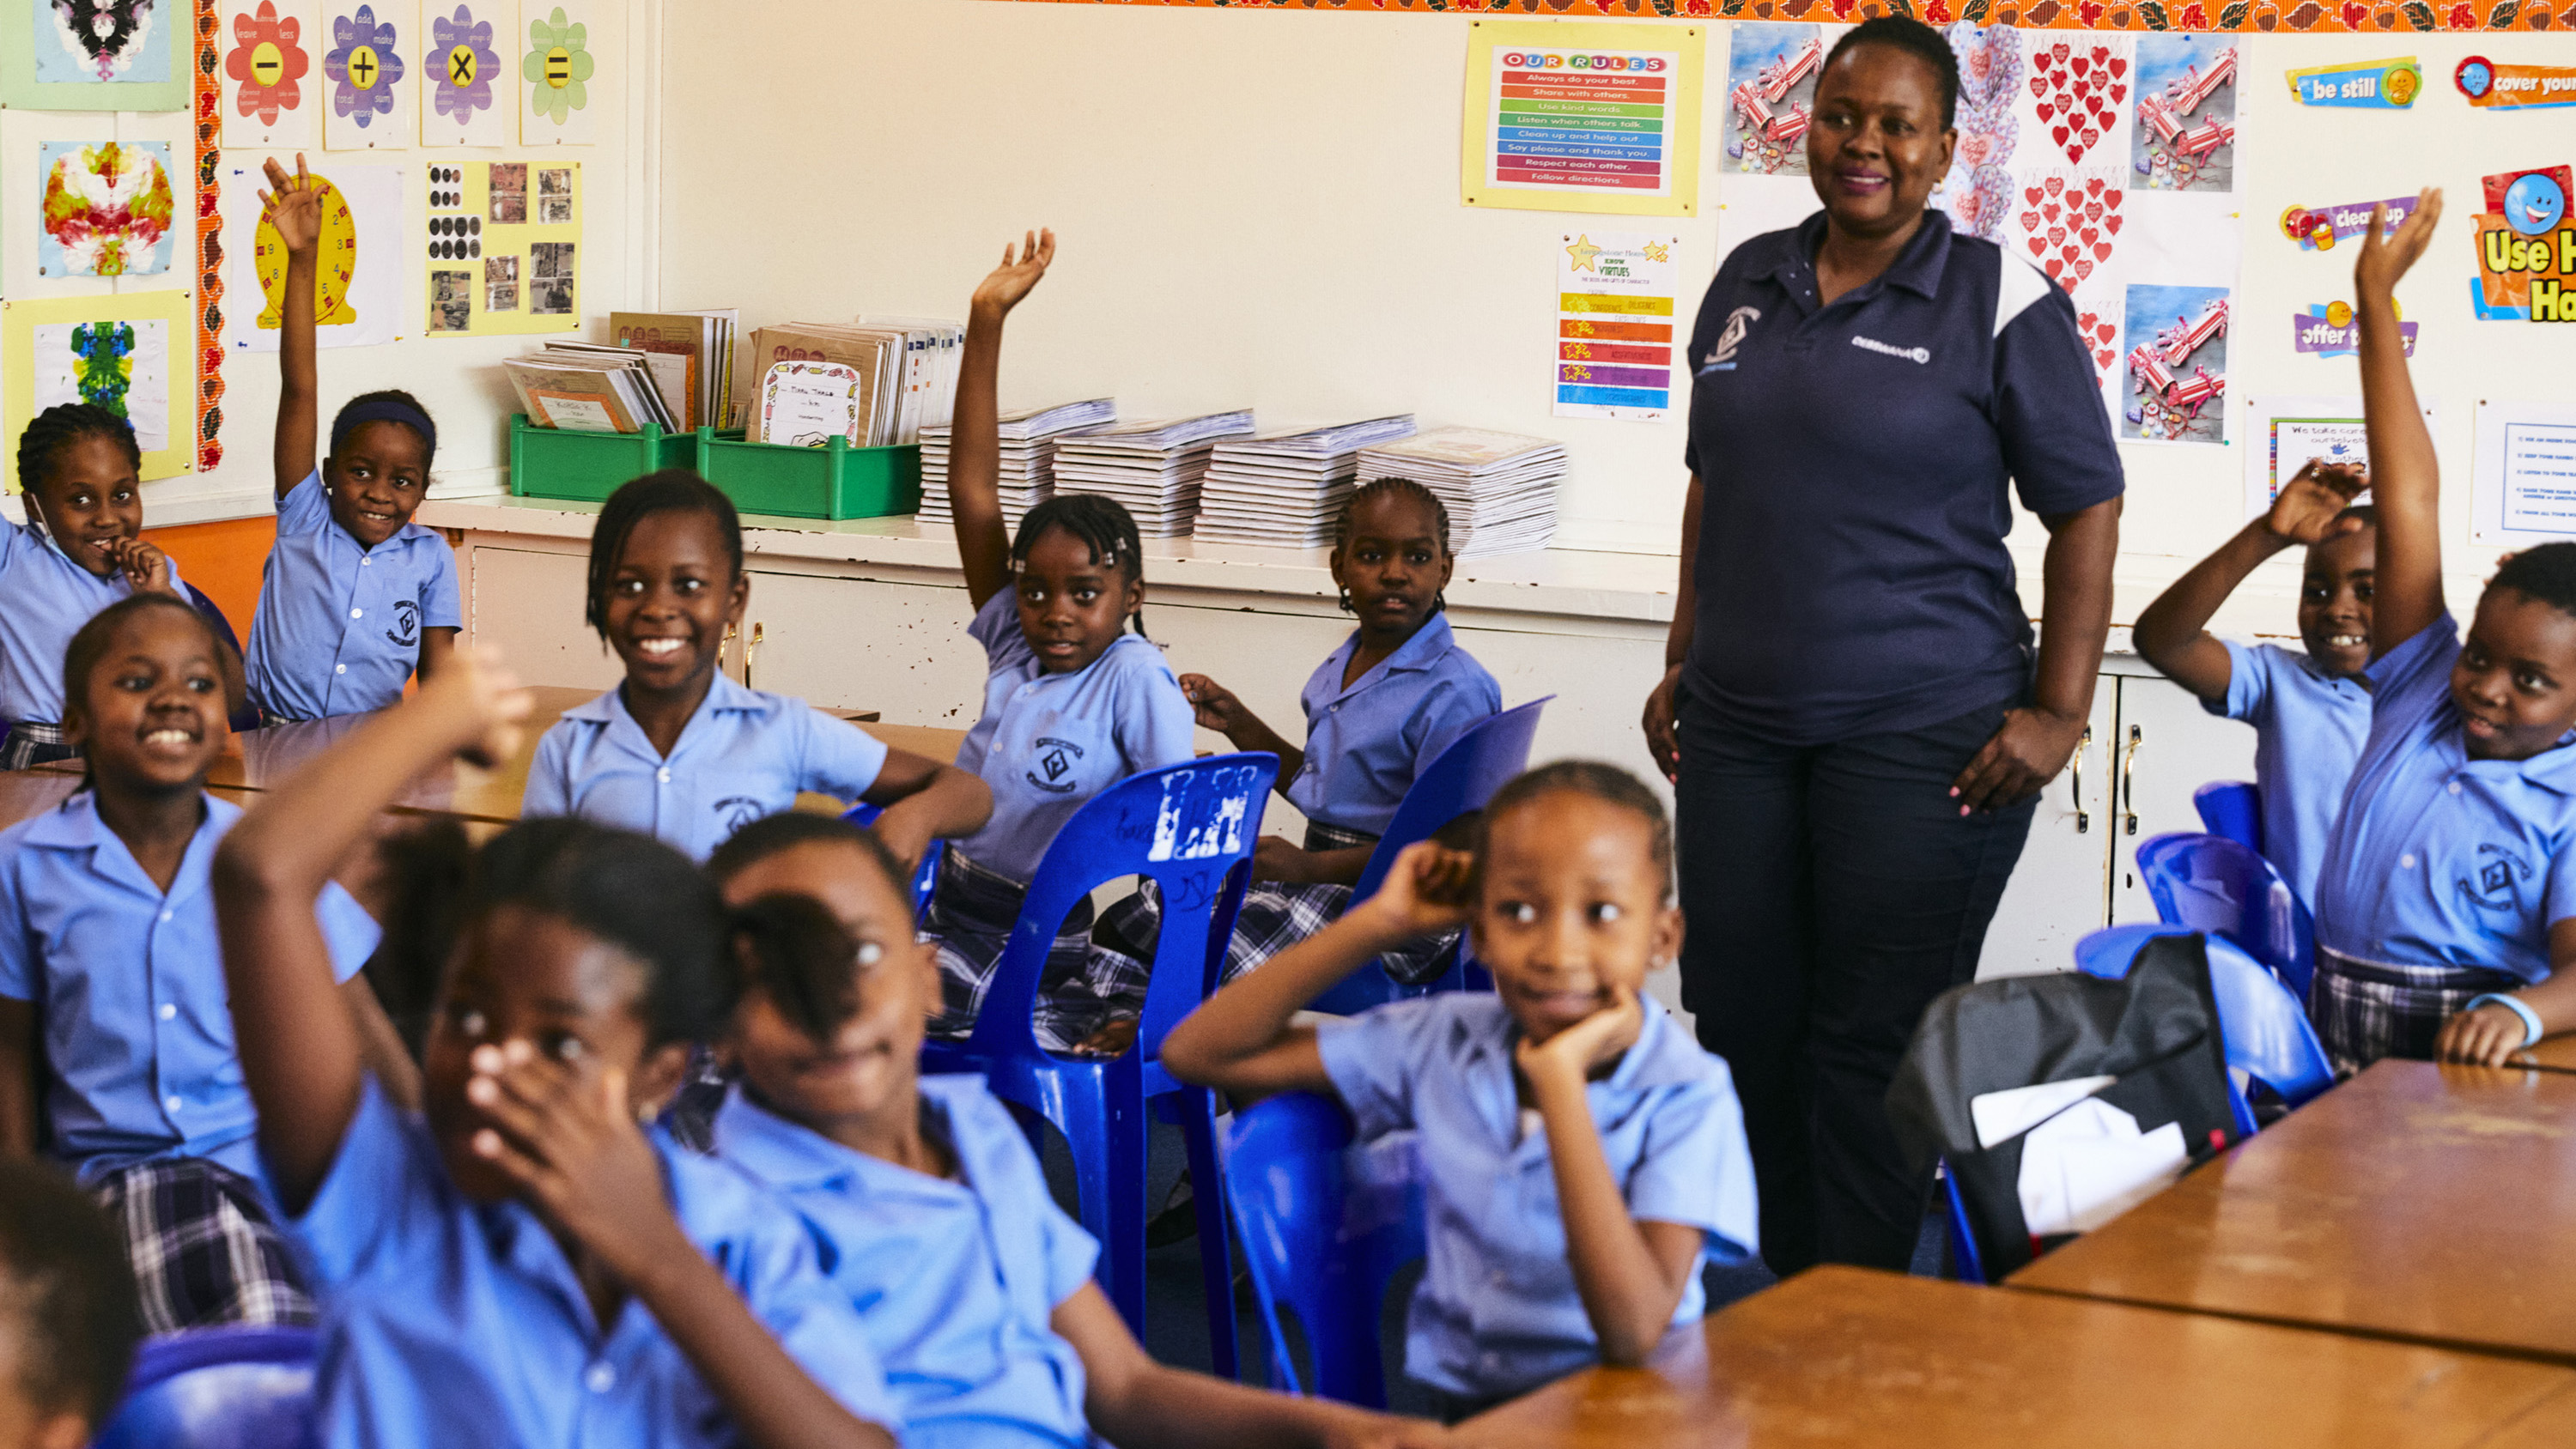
[2465,992,2543,1049]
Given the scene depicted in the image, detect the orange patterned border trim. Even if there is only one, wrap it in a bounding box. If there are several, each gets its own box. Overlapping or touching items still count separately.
[993,0,2568,35]
[193,0,224,473]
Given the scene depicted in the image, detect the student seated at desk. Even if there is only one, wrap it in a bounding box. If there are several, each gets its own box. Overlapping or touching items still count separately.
[928,231,1196,1055]
[0,1156,142,1449]
[2133,465,2376,908]
[210,651,902,1449]
[1165,762,1758,1421]
[246,156,462,724]
[2312,191,2576,1070]
[0,596,402,1333]
[698,813,1444,1449]
[2,408,210,770]
[1177,478,1500,985]
[523,470,989,865]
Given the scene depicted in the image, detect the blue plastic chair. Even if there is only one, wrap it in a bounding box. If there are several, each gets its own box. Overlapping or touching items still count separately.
[1221,1092,1425,1407]
[2193,779,2263,856]
[1945,928,2334,1283]
[839,801,942,911]
[920,752,1277,1377]
[1308,697,1550,1016]
[95,1327,318,1449]
[2135,831,2316,1001]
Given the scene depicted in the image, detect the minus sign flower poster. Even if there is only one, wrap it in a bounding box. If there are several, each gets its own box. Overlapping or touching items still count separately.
[421,0,513,148]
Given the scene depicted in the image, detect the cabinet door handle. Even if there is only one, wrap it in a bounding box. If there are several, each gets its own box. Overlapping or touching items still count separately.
[2121,723,2143,836]
[2071,724,2092,835]
[746,621,765,689]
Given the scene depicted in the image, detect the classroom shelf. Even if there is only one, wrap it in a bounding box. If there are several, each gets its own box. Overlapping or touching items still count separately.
[696,430,921,521]
[507,415,698,503]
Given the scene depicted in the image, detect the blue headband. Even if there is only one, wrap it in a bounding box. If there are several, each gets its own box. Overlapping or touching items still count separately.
[331,398,437,459]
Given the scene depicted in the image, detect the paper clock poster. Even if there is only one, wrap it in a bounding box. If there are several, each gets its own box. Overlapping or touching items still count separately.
[37,141,177,278]
[222,0,321,150]
[520,3,597,144]
[3,290,195,492]
[221,162,402,352]
[4,0,185,111]
[323,2,418,150]
[1554,232,1679,422]
[1461,21,1703,218]
[422,160,580,336]
[2473,402,2576,544]
[421,1,514,148]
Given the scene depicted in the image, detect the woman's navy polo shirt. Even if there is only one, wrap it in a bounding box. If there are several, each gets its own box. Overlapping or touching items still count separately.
[1680,209,2123,745]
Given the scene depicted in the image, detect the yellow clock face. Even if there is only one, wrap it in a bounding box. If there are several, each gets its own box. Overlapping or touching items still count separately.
[255,177,358,330]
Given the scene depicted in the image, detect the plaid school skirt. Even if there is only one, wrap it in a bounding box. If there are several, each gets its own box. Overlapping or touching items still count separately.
[0,723,76,772]
[2312,951,2523,1075]
[94,1156,316,1334]
[1097,822,1459,992]
[924,847,1157,1054]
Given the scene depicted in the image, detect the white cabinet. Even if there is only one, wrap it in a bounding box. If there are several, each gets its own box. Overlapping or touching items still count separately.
[464,545,625,691]
[2107,674,2259,924]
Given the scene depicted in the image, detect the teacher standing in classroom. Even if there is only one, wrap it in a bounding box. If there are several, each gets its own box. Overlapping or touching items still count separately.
[1640,17,2124,1276]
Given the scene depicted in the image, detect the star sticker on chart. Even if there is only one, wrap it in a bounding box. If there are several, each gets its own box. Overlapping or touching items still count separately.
[1564,234,1605,273]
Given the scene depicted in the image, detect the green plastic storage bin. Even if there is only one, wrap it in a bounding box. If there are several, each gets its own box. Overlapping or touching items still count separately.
[508,414,696,502]
[696,429,921,520]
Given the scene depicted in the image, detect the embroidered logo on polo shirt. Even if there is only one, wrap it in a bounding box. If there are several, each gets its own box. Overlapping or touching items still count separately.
[715,796,765,834]
[1851,335,1932,365]
[1028,737,1085,795]
[2459,842,2531,913]
[1700,306,1760,373]
[386,597,420,648]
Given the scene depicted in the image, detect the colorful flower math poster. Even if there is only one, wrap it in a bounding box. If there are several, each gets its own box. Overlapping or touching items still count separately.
[221,161,403,351]
[421,1,514,148]
[37,140,178,278]
[222,0,320,150]
[1553,231,1680,423]
[1462,21,1702,218]
[520,2,598,144]
[2,289,196,492]
[323,1,418,150]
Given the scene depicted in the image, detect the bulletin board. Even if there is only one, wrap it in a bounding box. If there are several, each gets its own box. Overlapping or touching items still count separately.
[988,0,2567,37]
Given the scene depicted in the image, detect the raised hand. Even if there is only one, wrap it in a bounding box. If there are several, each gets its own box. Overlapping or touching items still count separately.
[1358,840,1475,938]
[416,642,533,769]
[260,154,325,258]
[969,229,1055,323]
[2265,460,2370,547]
[2355,188,2441,301]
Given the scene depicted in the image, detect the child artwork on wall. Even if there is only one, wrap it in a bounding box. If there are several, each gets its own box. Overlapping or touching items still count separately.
[2120,283,2231,446]
[37,141,178,277]
[31,0,173,84]
[3,289,197,489]
[322,1,416,150]
[1931,22,2020,244]
[222,0,320,149]
[1721,22,1838,178]
[421,0,513,147]
[520,2,595,144]
[2130,36,2237,195]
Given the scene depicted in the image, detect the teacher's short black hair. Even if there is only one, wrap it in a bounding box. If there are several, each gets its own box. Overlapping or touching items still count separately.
[1825,16,1960,130]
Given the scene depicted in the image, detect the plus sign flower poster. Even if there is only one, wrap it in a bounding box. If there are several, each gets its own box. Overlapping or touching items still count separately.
[520,2,597,144]
[222,0,320,149]
[324,1,418,150]
[422,0,514,148]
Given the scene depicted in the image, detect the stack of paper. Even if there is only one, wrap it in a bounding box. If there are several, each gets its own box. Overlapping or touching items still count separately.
[733,319,959,448]
[858,315,964,440]
[1050,411,1258,537]
[1193,416,1420,549]
[1354,427,1564,558]
[609,310,738,431]
[502,342,680,434]
[919,398,1118,528]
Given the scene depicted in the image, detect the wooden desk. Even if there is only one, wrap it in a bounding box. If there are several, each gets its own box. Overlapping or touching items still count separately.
[1455,1267,2573,1449]
[2514,1034,2576,1075]
[2010,1059,2576,1364]
[2478,1381,2576,1448]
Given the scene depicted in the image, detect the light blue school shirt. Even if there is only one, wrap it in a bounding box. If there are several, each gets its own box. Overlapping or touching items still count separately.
[1286,615,1501,838]
[1316,993,1758,1400]
[289,1077,899,1449]
[246,470,462,723]
[0,519,187,727]
[2208,639,2372,906]
[0,792,378,1184]
[951,590,1197,884]
[713,1077,1096,1449]
[2314,614,2576,983]
[523,674,890,863]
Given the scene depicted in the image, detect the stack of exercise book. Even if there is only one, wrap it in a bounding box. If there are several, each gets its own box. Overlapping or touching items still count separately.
[502,342,680,433]
[607,309,739,431]
[1048,411,1258,537]
[731,319,960,448]
[1354,427,1564,558]
[1192,415,1420,549]
[918,398,1118,528]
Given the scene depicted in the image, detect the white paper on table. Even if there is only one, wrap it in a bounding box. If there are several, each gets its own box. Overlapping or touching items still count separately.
[1971,1075,2118,1149]
[2016,1096,2188,1238]
[2472,400,2576,548]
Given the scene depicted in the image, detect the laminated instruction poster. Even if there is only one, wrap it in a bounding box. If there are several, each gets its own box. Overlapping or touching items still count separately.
[2472,400,2576,544]
[421,159,580,336]
[1461,21,1702,217]
[1553,232,1680,422]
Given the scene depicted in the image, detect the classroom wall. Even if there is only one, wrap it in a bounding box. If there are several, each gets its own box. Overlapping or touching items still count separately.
[655,3,2576,634]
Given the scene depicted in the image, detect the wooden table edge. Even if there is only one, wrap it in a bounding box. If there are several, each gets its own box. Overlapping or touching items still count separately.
[2000,1276,2576,1371]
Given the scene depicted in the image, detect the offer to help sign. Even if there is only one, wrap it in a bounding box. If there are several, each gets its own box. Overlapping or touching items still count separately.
[2471,165,2576,322]
[1462,21,1703,216]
